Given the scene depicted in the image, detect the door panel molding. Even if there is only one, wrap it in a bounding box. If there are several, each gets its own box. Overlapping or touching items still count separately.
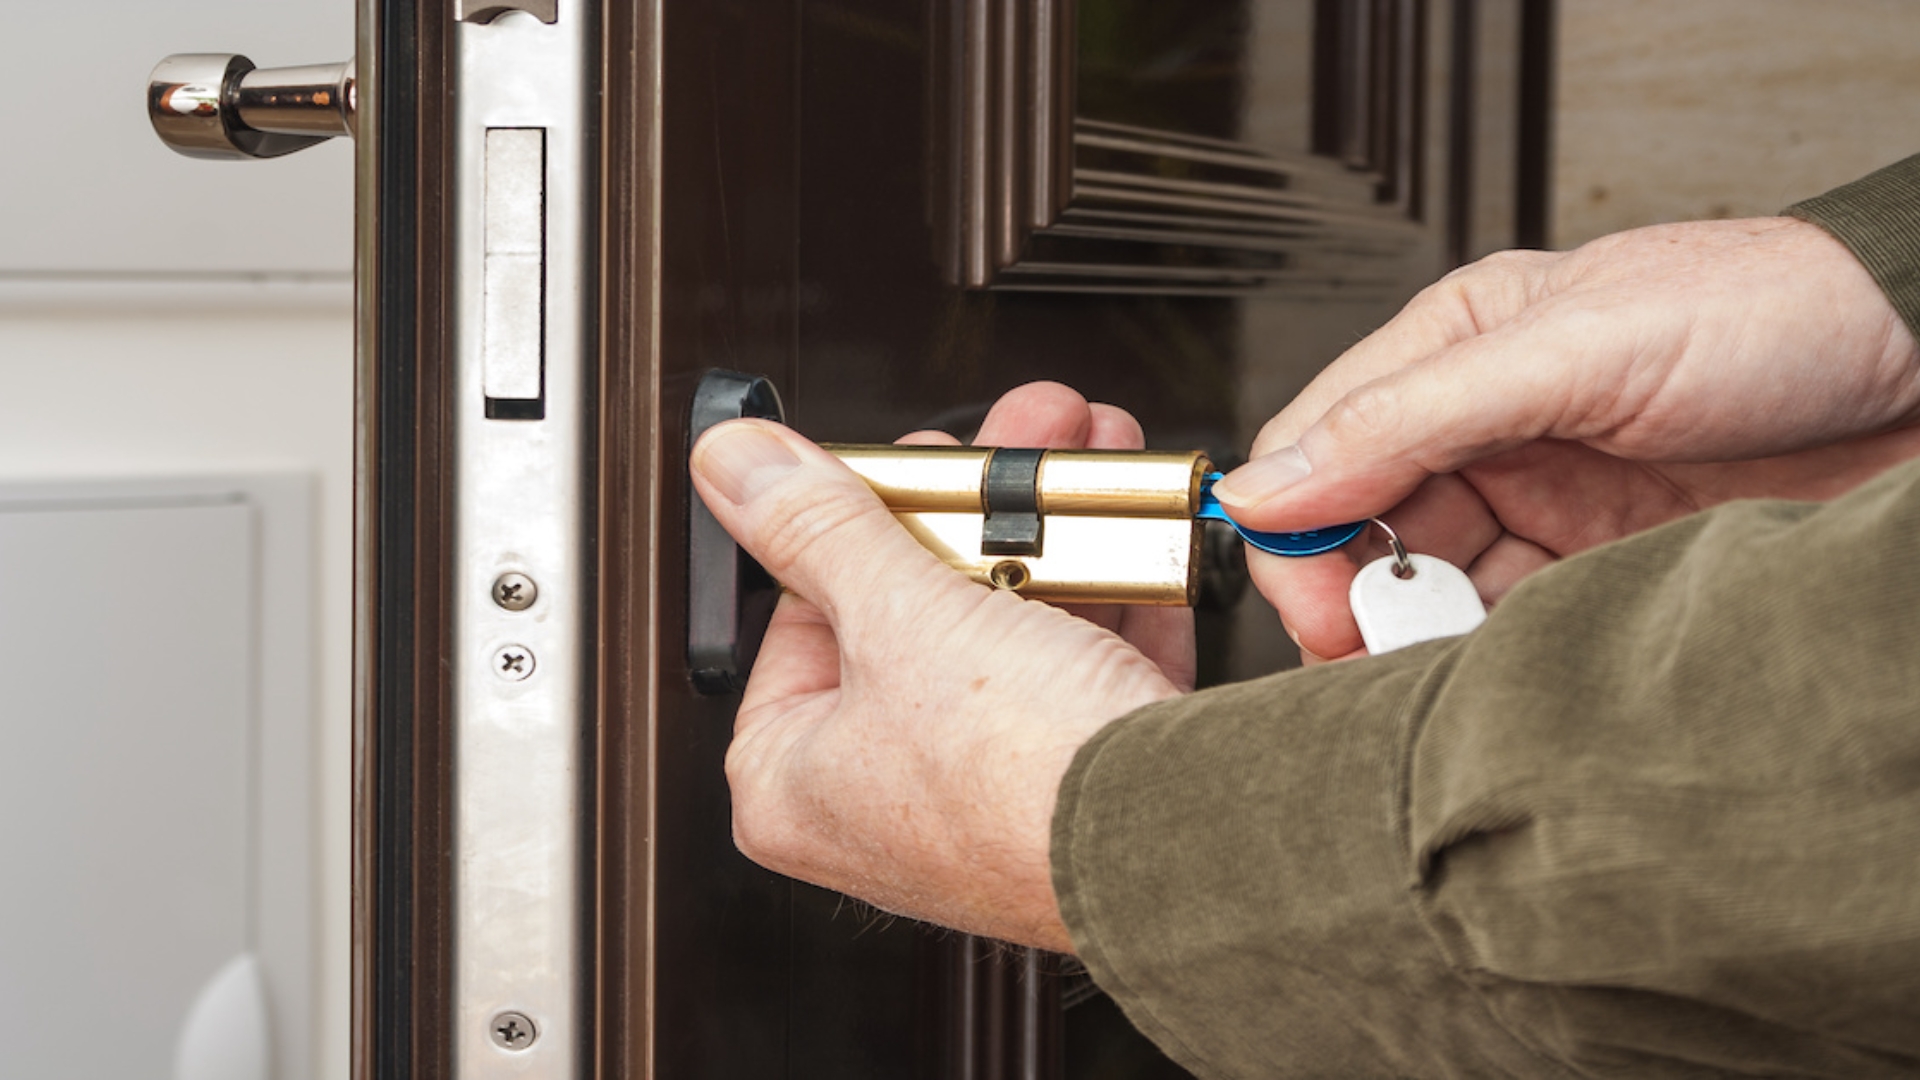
[592,0,663,1074]
[942,0,1430,295]
[354,1,457,1077]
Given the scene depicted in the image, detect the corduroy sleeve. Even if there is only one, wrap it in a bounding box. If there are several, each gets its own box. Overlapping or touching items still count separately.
[1788,153,1920,343]
[1053,456,1920,1079]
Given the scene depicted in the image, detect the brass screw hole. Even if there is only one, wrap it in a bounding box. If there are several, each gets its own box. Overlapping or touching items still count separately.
[989,561,1030,591]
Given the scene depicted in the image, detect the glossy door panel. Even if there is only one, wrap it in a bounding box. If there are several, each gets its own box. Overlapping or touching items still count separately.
[645,0,1542,1075]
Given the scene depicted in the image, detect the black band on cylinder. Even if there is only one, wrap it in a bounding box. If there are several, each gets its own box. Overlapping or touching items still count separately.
[981,448,1044,556]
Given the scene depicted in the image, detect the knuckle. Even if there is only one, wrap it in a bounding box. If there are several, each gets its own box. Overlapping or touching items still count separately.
[728,801,775,865]
[729,807,782,871]
[1478,247,1556,274]
[1249,410,1300,456]
[724,746,792,869]
[1322,378,1403,446]
[1441,247,1554,287]
[1432,249,1559,322]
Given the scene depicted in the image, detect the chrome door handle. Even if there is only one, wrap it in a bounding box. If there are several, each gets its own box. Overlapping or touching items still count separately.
[148,54,354,160]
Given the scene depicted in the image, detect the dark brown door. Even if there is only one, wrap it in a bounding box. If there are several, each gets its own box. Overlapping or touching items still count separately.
[358,1,1550,1076]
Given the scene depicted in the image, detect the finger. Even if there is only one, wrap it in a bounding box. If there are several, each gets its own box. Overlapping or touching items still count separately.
[1366,473,1503,572]
[1118,604,1196,691]
[975,381,1095,448]
[736,592,841,734]
[897,429,963,446]
[1212,250,1567,533]
[1249,249,1560,456]
[1248,546,1366,660]
[1466,532,1556,606]
[1214,309,1629,534]
[1086,402,1146,450]
[691,419,974,650]
[1299,643,1368,666]
[1462,440,1714,558]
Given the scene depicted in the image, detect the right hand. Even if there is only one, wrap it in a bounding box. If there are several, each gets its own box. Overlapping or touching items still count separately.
[1211,216,1920,661]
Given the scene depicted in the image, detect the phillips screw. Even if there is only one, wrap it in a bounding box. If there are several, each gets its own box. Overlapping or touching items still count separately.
[492,645,535,681]
[490,1011,537,1051]
[492,572,538,612]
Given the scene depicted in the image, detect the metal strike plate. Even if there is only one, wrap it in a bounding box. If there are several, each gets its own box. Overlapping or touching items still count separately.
[451,3,589,1073]
[824,445,1210,606]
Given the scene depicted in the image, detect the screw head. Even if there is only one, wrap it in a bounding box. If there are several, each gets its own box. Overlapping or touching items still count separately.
[490,1011,537,1051]
[492,645,536,681]
[492,572,538,612]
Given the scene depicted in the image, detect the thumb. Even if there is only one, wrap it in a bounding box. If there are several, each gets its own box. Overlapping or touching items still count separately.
[690,419,968,637]
[1213,328,1580,531]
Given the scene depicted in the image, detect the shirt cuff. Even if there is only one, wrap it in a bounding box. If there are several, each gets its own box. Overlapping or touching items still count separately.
[1786,152,1920,345]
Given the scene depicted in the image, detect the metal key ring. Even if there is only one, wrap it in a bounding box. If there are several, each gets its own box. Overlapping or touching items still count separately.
[1371,517,1415,579]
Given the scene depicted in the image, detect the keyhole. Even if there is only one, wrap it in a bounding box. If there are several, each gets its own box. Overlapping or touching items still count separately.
[989,561,1030,591]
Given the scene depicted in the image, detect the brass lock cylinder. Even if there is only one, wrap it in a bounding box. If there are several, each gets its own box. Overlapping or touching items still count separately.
[824,445,1205,516]
[823,444,1212,605]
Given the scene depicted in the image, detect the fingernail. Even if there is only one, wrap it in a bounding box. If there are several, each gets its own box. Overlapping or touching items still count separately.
[1214,445,1311,504]
[695,423,801,505]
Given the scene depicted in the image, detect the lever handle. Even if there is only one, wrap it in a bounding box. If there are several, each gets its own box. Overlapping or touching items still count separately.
[148,54,354,161]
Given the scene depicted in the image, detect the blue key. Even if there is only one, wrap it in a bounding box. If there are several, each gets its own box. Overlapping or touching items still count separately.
[1196,473,1366,557]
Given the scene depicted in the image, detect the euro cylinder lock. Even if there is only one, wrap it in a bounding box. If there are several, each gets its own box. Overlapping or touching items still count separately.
[823,445,1367,605]
[826,445,1212,605]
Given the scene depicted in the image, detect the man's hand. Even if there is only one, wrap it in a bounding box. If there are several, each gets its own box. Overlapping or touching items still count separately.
[1212,216,1920,661]
[689,385,1184,950]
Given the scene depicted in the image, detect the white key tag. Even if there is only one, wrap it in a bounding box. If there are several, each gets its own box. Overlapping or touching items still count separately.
[1348,519,1486,655]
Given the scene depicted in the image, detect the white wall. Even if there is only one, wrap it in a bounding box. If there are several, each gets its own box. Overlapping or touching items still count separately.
[0,301,354,1080]
[1555,0,1920,246]
[0,3,356,1076]
[1,4,355,275]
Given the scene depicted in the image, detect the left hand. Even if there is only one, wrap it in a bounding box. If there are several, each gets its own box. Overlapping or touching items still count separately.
[689,384,1187,949]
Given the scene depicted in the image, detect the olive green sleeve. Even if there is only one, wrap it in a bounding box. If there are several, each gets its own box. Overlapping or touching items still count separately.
[1788,153,1920,343]
[1053,455,1920,1079]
